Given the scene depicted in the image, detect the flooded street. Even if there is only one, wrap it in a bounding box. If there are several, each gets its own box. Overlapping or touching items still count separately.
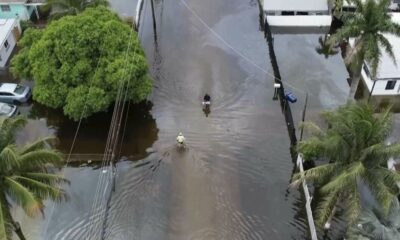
[4,0,354,239]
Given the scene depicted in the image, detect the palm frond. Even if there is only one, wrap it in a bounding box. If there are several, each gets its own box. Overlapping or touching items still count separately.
[12,176,68,202]
[320,162,364,194]
[20,137,59,155]
[0,196,11,240]
[377,33,396,66]
[364,36,382,78]
[315,190,341,227]
[293,163,338,185]
[18,150,64,170]
[375,167,400,195]
[363,170,396,216]
[299,121,325,137]
[0,117,26,149]
[0,146,19,173]
[22,173,70,185]
[4,177,42,217]
[346,185,362,224]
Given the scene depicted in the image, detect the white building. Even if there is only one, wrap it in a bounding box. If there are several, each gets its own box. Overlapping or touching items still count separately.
[0,18,20,68]
[263,0,332,34]
[354,13,400,97]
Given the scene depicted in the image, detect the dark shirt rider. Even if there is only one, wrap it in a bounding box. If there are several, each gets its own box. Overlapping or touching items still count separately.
[203,94,211,102]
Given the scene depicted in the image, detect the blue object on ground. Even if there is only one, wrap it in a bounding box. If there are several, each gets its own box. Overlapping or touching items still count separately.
[285,92,297,103]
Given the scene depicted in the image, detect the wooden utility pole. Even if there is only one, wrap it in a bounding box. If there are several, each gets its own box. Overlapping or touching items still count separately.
[150,0,157,36]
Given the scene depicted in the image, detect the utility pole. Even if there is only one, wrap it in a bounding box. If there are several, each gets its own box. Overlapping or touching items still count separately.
[150,0,157,38]
[368,80,376,103]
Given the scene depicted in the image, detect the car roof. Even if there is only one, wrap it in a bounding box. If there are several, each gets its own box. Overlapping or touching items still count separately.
[0,83,17,92]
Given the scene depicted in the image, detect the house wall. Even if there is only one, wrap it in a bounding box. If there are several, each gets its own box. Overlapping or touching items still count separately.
[0,4,30,20]
[361,65,400,96]
[371,80,400,95]
[0,22,18,68]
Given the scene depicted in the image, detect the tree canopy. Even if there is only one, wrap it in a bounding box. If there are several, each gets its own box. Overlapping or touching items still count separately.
[11,7,152,120]
[293,102,400,228]
[0,117,68,240]
[44,0,109,19]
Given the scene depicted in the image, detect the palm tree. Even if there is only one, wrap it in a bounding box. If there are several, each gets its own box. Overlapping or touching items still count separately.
[0,117,68,240]
[292,102,400,228]
[45,0,109,19]
[328,0,400,99]
[316,35,339,59]
[348,199,400,239]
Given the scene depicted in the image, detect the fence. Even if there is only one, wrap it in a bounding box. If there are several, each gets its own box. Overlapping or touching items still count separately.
[264,19,297,145]
[262,12,318,240]
[297,154,318,240]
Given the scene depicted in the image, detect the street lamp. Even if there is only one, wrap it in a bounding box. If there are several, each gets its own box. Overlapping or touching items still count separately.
[273,82,280,100]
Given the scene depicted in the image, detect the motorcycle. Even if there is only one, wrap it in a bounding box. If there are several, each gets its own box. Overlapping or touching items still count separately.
[202,100,211,117]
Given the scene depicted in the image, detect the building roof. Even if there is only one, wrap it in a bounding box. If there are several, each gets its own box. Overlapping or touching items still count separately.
[0,0,26,3]
[264,0,329,12]
[0,19,16,50]
[372,34,400,79]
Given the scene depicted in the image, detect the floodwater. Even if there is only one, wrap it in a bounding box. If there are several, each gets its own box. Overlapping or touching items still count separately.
[6,0,353,239]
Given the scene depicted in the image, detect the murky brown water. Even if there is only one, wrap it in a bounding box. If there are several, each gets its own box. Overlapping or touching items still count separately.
[4,0,355,239]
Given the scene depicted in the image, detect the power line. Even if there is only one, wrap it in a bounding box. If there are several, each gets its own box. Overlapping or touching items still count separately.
[43,11,117,239]
[85,7,147,239]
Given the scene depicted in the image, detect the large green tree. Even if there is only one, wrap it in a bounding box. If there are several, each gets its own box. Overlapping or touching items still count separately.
[293,102,400,228]
[328,0,400,99]
[11,7,152,120]
[44,0,109,19]
[0,117,68,240]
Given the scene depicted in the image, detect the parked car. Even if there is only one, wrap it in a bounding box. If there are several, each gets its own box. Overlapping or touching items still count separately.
[0,102,18,117]
[0,83,31,104]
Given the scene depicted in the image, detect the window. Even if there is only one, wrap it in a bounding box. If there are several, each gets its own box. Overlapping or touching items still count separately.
[0,92,13,96]
[297,11,308,15]
[13,85,25,94]
[281,11,295,15]
[385,80,397,90]
[1,5,10,12]
[363,64,371,77]
[4,40,9,51]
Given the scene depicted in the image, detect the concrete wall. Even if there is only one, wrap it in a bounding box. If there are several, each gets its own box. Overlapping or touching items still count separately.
[0,4,30,20]
[372,80,400,95]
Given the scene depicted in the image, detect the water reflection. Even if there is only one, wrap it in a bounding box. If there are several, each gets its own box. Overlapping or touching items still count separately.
[315,35,340,59]
[26,101,158,158]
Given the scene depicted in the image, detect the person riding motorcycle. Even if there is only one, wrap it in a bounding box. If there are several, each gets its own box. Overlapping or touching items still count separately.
[176,132,185,145]
[203,94,211,103]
